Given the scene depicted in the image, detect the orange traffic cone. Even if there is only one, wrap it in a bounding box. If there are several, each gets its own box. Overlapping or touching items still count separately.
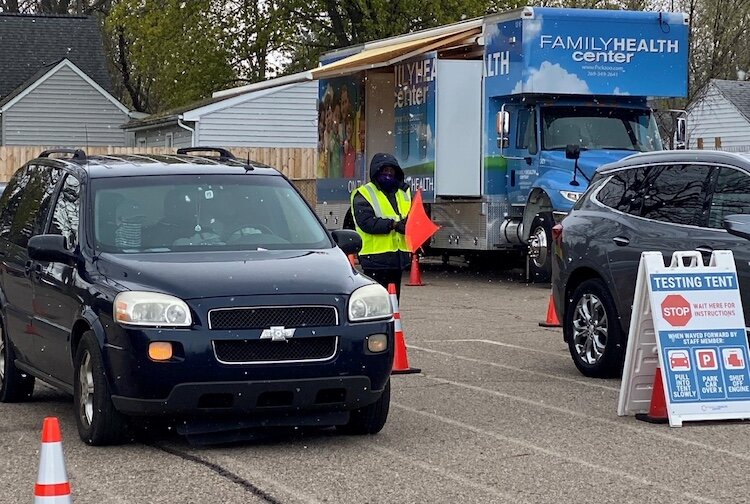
[406,253,425,287]
[538,293,561,328]
[388,283,420,375]
[636,366,669,424]
[34,417,72,503]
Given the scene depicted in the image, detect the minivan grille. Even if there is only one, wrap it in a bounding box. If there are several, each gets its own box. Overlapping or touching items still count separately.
[208,306,338,330]
[213,337,337,363]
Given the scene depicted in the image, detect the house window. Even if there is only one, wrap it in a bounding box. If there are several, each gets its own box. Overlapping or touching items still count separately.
[166,133,174,148]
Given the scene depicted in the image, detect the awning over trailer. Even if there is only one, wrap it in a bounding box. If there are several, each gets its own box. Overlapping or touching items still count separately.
[311,23,482,79]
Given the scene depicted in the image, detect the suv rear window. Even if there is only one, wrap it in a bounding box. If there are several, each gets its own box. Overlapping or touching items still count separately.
[708,167,750,228]
[595,167,648,215]
[93,174,331,253]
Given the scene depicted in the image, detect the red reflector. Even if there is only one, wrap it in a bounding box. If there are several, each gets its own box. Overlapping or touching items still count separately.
[552,224,563,244]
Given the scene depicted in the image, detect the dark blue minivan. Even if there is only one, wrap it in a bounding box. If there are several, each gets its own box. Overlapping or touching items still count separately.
[0,148,394,445]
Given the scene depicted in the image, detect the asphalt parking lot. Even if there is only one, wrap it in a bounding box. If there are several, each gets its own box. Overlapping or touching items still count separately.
[2,262,750,504]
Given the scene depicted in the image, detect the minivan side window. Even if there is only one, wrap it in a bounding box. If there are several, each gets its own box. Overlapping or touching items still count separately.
[595,167,648,216]
[0,166,29,240]
[49,175,81,250]
[708,167,750,229]
[8,164,62,248]
[640,164,712,226]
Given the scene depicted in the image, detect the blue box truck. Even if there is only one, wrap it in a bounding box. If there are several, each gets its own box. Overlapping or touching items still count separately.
[312,6,689,281]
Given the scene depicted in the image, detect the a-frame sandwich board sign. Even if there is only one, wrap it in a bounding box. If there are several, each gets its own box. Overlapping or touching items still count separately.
[618,250,750,427]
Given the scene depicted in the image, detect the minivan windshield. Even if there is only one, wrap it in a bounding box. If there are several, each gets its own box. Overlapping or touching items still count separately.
[541,106,663,152]
[92,175,331,253]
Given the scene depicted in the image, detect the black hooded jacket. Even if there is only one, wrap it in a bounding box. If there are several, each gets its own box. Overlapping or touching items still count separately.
[351,153,411,270]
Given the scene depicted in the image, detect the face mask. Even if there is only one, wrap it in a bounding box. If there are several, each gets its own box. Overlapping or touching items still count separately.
[377,172,398,192]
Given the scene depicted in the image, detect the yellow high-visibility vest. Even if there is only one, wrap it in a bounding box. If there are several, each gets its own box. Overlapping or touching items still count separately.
[351,182,411,255]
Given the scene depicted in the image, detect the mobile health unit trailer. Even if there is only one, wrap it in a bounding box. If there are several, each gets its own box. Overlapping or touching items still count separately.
[312,7,689,281]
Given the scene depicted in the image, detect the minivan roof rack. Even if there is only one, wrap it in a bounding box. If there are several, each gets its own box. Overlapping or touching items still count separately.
[38,148,87,161]
[176,147,237,161]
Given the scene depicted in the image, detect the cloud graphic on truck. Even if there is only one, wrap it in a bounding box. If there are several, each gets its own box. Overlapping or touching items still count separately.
[524,18,543,44]
[512,61,590,94]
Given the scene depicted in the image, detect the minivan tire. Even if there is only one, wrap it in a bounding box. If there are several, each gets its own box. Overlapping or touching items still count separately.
[339,379,390,435]
[565,278,624,378]
[0,315,35,402]
[74,332,129,445]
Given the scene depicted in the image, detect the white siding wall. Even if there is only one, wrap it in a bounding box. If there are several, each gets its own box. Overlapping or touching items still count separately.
[2,65,128,146]
[132,125,193,148]
[688,83,750,151]
[197,81,317,147]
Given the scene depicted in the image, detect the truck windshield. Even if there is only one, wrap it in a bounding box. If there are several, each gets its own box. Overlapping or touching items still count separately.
[92,174,331,253]
[541,107,662,152]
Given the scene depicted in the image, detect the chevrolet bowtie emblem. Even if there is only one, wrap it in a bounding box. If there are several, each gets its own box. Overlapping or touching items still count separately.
[261,326,296,342]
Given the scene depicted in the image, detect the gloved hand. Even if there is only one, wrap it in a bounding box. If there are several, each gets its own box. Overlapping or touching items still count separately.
[394,218,407,234]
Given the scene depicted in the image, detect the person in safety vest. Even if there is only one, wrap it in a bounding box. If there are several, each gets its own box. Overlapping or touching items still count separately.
[350,153,412,300]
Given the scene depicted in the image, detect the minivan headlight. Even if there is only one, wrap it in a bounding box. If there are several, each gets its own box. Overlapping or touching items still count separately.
[348,284,392,322]
[114,291,192,327]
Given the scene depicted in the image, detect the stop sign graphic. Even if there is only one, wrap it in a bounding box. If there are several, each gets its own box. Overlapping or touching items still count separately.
[661,295,692,326]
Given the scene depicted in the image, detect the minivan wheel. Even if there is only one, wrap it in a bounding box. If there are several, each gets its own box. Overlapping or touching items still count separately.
[565,279,624,378]
[528,212,553,283]
[74,332,129,445]
[339,379,390,435]
[0,315,35,402]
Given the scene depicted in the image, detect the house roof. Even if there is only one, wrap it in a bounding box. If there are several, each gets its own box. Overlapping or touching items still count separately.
[0,13,113,102]
[0,59,129,113]
[121,72,315,130]
[712,79,750,123]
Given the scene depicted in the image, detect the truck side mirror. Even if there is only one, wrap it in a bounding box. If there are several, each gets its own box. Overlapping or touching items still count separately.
[496,110,510,150]
[565,144,581,160]
[675,117,687,149]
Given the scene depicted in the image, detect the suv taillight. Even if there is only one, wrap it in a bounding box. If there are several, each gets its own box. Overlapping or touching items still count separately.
[552,223,563,246]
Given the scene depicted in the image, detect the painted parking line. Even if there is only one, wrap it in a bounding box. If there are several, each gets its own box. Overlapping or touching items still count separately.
[369,445,524,504]
[405,372,750,464]
[420,339,570,359]
[392,402,719,504]
[409,344,620,392]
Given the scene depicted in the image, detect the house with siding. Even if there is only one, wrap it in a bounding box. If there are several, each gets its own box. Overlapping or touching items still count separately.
[687,79,750,152]
[0,13,131,146]
[121,73,318,149]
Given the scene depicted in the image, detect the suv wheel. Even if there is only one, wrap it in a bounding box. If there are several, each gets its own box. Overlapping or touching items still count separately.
[0,316,35,402]
[565,279,624,378]
[528,212,553,283]
[74,332,129,445]
[339,379,390,435]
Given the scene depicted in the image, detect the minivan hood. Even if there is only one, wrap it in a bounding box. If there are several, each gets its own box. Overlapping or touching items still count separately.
[96,249,366,299]
[540,149,638,180]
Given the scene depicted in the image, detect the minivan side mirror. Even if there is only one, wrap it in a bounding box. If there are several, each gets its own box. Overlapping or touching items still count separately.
[331,229,362,256]
[28,235,74,263]
[723,214,750,241]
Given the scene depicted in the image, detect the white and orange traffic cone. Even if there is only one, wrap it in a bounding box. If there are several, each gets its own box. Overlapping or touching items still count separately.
[34,417,72,503]
[388,283,420,375]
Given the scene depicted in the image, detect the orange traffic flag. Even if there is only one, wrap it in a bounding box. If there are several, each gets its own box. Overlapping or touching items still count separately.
[405,189,440,253]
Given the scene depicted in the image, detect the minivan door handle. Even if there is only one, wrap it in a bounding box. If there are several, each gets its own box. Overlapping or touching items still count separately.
[612,236,630,247]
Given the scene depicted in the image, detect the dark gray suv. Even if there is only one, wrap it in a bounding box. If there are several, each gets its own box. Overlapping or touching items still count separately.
[552,150,750,378]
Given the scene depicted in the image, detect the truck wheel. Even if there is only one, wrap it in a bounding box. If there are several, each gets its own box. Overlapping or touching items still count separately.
[339,380,390,435]
[0,315,35,402]
[565,279,624,378]
[74,332,129,445]
[528,212,553,283]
